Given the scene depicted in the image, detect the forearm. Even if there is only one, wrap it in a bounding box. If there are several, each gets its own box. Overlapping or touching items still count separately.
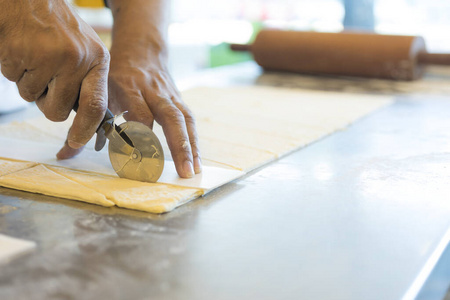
[107,0,170,66]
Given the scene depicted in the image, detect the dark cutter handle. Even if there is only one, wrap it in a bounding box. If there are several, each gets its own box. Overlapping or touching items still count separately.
[103,107,115,121]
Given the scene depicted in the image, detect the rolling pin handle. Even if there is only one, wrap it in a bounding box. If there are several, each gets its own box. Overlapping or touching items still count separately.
[417,52,450,66]
[230,44,252,52]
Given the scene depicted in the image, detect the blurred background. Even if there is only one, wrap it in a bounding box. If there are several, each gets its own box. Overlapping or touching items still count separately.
[73,0,450,80]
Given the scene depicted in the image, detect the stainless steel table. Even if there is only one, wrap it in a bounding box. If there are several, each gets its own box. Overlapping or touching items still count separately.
[0,62,449,300]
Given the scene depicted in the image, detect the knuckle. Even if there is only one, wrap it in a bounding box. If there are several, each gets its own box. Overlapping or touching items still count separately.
[171,138,191,159]
[17,85,43,103]
[85,97,107,119]
[0,65,14,81]
[1,71,16,82]
[17,86,41,103]
[180,139,191,153]
[89,41,110,67]
[96,45,110,64]
[57,44,85,70]
[1,64,23,82]
[183,108,196,125]
[17,88,34,102]
[61,40,110,70]
[61,42,82,63]
[190,139,200,153]
[150,73,165,88]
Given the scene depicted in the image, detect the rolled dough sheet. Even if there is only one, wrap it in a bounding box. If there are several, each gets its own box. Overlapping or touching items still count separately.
[0,86,393,213]
[0,234,36,265]
[154,86,393,172]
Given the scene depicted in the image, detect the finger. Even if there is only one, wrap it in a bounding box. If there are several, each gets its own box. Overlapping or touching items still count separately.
[0,59,26,82]
[173,99,202,174]
[151,96,194,178]
[67,64,108,149]
[35,74,81,121]
[16,69,52,102]
[108,75,155,127]
[56,138,84,160]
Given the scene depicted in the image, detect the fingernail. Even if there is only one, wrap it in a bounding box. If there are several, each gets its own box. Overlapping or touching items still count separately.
[193,156,202,174]
[68,140,84,149]
[183,160,195,178]
[56,144,84,160]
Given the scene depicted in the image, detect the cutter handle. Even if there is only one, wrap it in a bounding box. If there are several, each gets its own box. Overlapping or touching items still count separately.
[103,107,115,120]
[72,99,79,112]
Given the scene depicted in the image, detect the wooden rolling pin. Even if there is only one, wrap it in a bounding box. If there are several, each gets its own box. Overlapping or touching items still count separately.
[231,29,450,81]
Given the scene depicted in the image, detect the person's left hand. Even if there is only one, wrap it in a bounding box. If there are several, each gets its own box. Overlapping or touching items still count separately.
[108,59,201,179]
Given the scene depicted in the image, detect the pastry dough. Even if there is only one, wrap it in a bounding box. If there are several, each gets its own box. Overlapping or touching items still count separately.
[195,121,300,156]
[0,158,203,213]
[199,137,276,171]
[48,166,203,213]
[0,158,36,176]
[0,86,392,213]
[0,163,114,207]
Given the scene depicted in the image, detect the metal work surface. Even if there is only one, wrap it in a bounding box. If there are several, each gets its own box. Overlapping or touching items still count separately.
[1,63,450,300]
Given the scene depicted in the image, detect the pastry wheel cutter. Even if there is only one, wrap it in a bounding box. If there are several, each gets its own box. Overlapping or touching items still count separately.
[93,108,165,183]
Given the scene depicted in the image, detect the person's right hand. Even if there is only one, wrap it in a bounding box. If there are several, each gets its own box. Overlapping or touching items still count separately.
[0,0,110,151]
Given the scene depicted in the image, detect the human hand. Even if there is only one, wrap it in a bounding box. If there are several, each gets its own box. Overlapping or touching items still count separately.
[0,0,110,155]
[108,59,201,178]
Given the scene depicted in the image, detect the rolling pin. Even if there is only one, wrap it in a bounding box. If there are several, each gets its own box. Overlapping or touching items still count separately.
[231,29,450,81]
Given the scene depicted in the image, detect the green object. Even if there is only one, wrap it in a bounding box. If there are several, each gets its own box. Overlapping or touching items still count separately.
[209,43,252,68]
[208,22,263,68]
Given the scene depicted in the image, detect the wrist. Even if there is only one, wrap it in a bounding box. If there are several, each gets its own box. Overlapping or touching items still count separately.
[108,0,169,68]
[110,33,169,67]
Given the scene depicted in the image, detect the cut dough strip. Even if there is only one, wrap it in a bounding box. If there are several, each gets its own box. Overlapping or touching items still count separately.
[0,158,37,177]
[0,163,114,207]
[48,166,204,214]
[0,158,203,213]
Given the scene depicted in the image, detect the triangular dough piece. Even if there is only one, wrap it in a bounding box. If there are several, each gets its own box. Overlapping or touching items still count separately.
[0,164,113,207]
[0,158,37,176]
[48,166,204,213]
